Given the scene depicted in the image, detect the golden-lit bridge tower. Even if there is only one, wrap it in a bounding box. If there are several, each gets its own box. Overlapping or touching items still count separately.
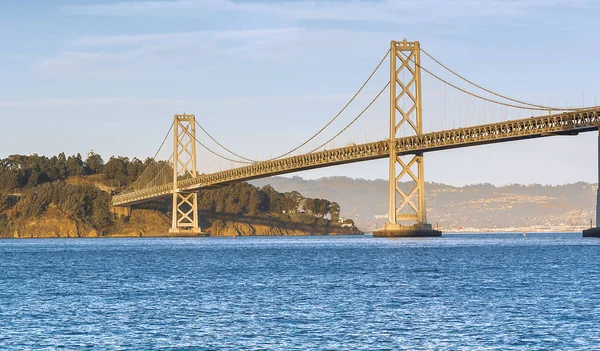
[170,113,202,235]
[374,40,440,237]
[111,39,600,238]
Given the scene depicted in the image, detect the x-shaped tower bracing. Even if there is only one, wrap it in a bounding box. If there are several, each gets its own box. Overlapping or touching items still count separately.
[112,39,600,235]
[170,114,200,234]
[385,39,429,231]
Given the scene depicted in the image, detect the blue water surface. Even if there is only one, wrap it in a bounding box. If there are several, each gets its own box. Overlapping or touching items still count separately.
[1,233,599,350]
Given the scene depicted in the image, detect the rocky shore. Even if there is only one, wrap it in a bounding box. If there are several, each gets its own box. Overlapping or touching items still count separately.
[5,209,362,238]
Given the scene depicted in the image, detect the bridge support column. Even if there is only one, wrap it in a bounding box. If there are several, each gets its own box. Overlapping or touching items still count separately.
[584,129,600,237]
[169,114,205,236]
[170,191,202,235]
[111,205,131,218]
[374,39,441,238]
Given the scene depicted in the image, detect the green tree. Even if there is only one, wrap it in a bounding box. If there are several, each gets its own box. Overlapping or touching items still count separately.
[85,151,104,174]
[317,199,332,219]
[331,202,340,222]
[0,167,17,192]
[66,154,85,176]
[103,157,129,187]
[305,198,331,218]
[17,181,113,230]
[247,189,261,215]
[26,169,40,188]
[56,153,69,180]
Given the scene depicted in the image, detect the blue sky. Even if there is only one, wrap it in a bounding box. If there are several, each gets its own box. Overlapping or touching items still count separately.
[1,0,598,186]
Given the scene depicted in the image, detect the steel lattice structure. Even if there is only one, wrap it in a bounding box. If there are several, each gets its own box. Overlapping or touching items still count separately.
[170,114,201,233]
[111,40,600,235]
[387,39,427,229]
[113,108,600,208]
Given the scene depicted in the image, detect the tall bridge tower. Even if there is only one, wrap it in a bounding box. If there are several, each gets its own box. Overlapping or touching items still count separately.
[110,39,600,238]
[584,130,600,237]
[170,114,203,234]
[374,40,441,237]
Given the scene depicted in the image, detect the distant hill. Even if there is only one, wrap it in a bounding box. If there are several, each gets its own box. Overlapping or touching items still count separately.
[251,176,598,232]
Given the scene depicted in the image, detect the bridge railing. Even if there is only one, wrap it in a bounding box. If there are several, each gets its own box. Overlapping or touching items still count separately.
[112,108,599,207]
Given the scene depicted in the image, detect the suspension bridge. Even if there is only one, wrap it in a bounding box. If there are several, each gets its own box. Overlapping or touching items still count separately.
[110,39,600,237]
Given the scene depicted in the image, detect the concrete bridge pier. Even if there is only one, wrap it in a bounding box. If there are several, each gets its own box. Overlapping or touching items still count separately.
[111,205,131,218]
[374,223,441,237]
[583,129,600,237]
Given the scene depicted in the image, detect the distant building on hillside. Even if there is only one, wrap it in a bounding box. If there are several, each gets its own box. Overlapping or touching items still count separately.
[341,219,355,228]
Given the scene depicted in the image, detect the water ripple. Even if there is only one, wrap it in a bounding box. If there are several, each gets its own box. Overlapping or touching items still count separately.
[0,233,599,350]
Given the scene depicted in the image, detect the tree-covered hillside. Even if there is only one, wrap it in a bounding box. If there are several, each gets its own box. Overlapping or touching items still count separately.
[0,152,166,192]
[0,153,349,238]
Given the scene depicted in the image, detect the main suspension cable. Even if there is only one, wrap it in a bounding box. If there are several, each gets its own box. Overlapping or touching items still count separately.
[397,51,562,111]
[195,120,255,162]
[123,123,174,192]
[307,82,389,154]
[144,154,174,188]
[190,131,254,164]
[195,49,391,163]
[421,48,584,111]
[191,82,388,166]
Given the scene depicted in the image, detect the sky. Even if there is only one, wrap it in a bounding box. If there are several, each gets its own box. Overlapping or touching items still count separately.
[1,0,599,186]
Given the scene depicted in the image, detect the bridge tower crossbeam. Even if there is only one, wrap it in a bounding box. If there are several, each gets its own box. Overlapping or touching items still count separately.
[170,114,202,234]
[375,39,441,237]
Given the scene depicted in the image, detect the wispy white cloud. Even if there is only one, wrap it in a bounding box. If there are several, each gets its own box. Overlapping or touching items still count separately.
[61,0,594,22]
[36,27,305,75]
[35,50,142,76]
[47,0,594,77]
[0,94,353,108]
[62,0,209,16]
[69,28,303,47]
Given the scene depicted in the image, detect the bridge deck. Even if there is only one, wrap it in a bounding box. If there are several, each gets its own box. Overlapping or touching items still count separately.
[113,108,599,206]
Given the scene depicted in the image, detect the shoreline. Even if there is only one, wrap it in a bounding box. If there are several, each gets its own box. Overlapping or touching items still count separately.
[0,231,590,240]
[0,232,366,240]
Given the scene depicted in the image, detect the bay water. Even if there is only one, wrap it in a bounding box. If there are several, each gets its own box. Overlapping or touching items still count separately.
[1,233,599,350]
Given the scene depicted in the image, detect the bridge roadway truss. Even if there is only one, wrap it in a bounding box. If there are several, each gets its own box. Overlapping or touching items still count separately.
[113,108,600,208]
